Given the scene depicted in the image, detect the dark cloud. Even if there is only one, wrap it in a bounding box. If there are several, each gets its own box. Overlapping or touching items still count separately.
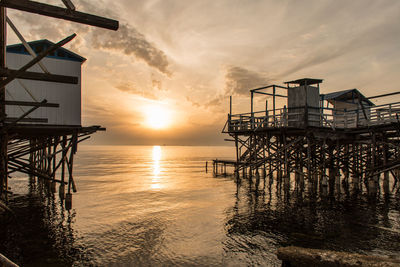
[224,66,270,96]
[186,66,270,110]
[91,24,171,76]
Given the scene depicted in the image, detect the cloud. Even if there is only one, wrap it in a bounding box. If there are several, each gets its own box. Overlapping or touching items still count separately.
[185,65,269,111]
[186,66,271,110]
[278,2,400,77]
[8,0,171,76]
[152,78,165,91]
[224,66,270,96]
[115,82,159,100]
[185,96,200,108]
[186,95,224,109]
[91,23,171,76]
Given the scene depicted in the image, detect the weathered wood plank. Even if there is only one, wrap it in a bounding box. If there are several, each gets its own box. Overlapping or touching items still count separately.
[0,68,78,84]
[253,91,287,98]
[5,117,48,123]
[2,100,59,107]
[367,91,400,100]
[0,0,118,30]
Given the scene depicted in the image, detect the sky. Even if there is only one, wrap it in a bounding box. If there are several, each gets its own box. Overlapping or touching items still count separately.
[5,0,400,145]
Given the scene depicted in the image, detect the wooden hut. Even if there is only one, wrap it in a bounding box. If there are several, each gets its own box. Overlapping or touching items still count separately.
[5,39,85,126]
[285,78,322,127]
[321,89,374,127]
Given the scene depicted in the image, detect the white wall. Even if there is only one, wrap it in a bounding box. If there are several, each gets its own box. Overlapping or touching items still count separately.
[333,100,371,128]
[5,53,82,126]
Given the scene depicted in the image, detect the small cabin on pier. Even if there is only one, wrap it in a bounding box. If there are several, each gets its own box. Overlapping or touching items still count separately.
[286,78,322,127]
[5,39,85,126]
[321,89,374,128]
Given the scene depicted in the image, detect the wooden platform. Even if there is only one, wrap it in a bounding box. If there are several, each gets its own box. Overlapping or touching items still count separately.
[6,124,105,137]
[211,159,238,176]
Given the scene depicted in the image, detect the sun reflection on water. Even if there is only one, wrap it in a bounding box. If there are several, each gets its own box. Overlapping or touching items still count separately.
[151,146,162,189]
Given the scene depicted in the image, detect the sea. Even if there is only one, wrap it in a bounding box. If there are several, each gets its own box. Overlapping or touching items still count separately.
[1,145,400,266]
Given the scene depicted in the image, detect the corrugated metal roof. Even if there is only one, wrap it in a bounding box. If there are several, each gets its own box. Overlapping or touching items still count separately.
[6,39,86,63]
[321,88,374,106]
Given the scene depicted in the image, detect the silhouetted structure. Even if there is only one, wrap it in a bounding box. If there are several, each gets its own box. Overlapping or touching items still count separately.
[222,78,400,196]
[0,0,119,209]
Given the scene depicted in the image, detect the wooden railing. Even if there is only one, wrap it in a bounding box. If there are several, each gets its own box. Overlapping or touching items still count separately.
[224,102,400,132]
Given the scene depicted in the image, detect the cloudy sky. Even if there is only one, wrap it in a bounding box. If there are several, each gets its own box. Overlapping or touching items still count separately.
[6,0,400,145]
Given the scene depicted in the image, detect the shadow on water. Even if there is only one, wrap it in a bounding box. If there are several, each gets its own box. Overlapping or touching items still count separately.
[223,175,400,266]
[0,177,176,266]
[0,178,89,266]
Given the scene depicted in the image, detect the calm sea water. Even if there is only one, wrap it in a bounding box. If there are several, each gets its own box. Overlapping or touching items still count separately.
[1,145,400,266]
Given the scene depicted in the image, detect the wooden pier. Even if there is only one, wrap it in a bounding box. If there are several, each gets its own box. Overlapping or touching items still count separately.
[223,78,400,196]
[211,159,237,176]
[0,0,119,209]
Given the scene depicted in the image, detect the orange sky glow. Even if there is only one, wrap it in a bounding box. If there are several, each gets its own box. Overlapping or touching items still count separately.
[5,0,400,145]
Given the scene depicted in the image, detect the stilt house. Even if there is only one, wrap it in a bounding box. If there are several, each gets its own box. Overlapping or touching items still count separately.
[223,77,400,197]
[5,39,85,126]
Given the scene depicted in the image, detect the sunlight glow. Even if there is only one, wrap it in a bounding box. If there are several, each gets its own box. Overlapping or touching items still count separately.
[144,104,171,129]
[151,146,162,189]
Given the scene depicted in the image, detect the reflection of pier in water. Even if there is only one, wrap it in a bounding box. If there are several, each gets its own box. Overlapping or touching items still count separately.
[221,78,400,198]
[222,177,400,265]
[0,176,88,266]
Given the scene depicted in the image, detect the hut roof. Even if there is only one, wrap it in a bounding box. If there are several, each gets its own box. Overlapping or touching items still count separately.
[284,78,323,86]
[321,89,374,106]
[6,39,86,63]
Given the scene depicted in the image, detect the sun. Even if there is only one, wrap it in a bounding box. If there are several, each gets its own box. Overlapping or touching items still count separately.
[144,104,171,129]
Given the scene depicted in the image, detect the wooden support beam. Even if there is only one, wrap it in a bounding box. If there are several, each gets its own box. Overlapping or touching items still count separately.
[6,16,49,73]
[0,0,118,30]
[253,91,287,98]
[3,99,48,126]
[61,0,75,10]
[8,159,66,184]
[367,91,400,100]
[0,68,78,84]
[0,6,7,200]
[5,117,48,123]
[66,133,77,192]
[251,84,288,91]
[2,100,59,107]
